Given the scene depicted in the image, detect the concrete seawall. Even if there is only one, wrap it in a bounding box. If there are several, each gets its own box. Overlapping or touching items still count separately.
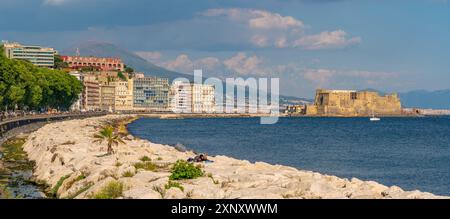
[0,113,107,145]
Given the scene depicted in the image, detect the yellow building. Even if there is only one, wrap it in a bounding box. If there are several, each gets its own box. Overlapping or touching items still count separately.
[112,78,134,111]
[305,89,402,116]
[100,85,116,112]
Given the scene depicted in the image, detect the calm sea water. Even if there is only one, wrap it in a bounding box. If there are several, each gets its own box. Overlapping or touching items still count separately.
[128,116,450,196]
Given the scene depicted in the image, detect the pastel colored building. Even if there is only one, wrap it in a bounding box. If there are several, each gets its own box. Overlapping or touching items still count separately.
[112,78,134,111]
[61,55,124,71]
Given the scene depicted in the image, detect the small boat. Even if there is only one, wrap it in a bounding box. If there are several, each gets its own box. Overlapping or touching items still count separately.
[370,117,381,121]
[370,111,380,121]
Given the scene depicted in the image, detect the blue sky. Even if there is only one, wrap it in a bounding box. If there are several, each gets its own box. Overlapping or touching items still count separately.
[1,0,449,97]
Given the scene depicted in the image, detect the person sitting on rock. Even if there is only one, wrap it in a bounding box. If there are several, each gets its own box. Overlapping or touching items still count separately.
[187,153,209,162]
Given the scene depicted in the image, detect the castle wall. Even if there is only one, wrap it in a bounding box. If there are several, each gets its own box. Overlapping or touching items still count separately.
[305,89,402,116]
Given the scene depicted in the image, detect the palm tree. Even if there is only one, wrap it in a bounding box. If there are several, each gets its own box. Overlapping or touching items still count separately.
[93,126,125,155]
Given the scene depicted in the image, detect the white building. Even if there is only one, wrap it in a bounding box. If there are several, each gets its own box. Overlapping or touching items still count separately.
[192,84,215,113]
[69,71,84,111]
[170,81,215,113]
[2,41,56,68]
[170,81,192,113]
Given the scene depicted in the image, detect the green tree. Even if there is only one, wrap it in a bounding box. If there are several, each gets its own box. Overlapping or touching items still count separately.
[93,126,125,155]
[0,49,82,111]
[54,54,69,70]
[117,71,127,81]
[124,66,134,74]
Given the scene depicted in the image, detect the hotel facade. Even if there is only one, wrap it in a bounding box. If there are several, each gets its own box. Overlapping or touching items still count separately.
[62,56,125,71]
[2,42,56,68]
[112,79,134,111]
[133,77,170,111]
[171,81,216,113]
[82,77,101,111]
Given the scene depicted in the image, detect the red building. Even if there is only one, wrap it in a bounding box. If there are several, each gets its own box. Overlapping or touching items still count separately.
[62,56,125,71]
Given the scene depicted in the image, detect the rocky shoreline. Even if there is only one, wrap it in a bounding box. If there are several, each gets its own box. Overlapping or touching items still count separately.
[20,115,448,199]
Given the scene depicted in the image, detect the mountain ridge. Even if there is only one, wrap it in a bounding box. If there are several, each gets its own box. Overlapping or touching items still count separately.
[61,41,193,81]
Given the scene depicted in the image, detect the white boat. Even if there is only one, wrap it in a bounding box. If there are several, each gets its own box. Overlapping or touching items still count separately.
[370,117,381,121]
[370,111,381,121]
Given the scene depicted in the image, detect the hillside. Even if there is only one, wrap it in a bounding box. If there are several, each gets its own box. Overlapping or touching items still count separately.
[61,41,192,81]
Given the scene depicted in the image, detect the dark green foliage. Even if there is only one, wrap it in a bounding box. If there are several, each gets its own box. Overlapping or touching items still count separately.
[91,181,123,199]
[0,50,82,111]
[140,156,151,162]
[165,181,184,191]
[124,66,134,74]
[65,182,93,199]
[54,54,69,69]
[169,160,203,180]
[134,161,157,171]
[51,175,71,198]
[117,71,127,81]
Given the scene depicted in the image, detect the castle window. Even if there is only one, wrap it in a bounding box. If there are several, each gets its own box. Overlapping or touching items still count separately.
[351,92,357,100]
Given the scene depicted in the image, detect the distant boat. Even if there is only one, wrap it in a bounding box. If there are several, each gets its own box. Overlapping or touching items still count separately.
[370,117,381,121]
[370,111,381,121]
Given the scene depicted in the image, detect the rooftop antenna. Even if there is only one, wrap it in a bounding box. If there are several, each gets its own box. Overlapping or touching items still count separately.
[76,48,80,56]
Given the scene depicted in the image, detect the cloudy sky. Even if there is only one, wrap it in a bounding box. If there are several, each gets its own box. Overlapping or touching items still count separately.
[1,0,450,97]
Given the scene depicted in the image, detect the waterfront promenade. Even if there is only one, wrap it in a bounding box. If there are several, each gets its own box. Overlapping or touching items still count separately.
[0,112,107,145]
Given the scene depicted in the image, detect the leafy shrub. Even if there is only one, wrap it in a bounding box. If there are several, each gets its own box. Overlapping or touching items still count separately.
[65,182,94,199]
[92,181,123,199]
[51,175,70,197]
[165,181,184,192]
[140,156,151,162]
[122,170,135,177]
[169,160,203,180]
[134,162,157,171]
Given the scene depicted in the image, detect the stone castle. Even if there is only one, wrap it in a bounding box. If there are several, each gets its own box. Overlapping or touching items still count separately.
[305,89,403,116]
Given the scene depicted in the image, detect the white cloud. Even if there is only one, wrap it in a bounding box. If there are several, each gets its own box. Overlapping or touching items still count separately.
[293,30,362,50]
[223,52,268,76]
[202,8,304,30]
[298,68,398,88]
[251,35,269,47]
[202,8,360,50]
[303,69,336,86]
[145,50,400,96]
[162,54,194,73]
[157,54,221,74]
[194,57,221,71]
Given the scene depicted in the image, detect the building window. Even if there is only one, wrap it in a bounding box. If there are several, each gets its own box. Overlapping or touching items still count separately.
[351,92,357,100]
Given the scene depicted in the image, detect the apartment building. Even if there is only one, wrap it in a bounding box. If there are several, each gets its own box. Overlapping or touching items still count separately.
[171,81,215,113]
[134,77,170,111]
[112,78,134,111]
[83,78,101,111]
[69,71,84,111]
[2,41,56,68]
[100,85,116,112]
[192,84,215,113]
